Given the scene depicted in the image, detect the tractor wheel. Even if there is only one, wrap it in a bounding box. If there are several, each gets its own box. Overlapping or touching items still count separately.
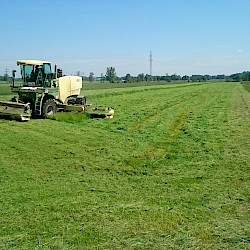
[42,99,57,118]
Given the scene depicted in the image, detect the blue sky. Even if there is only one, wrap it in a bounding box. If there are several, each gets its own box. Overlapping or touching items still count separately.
[0,0,250,77]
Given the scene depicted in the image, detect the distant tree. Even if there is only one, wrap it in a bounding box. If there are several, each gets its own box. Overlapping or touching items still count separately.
[171,73,178,82]
[89,72,95,82]
[230,73,242,82]
[235,74,242,82]
[204,75,211,81]
[145,74,152,81]
[156,75,161,81]
[76,71,81,77]
[226,76,232,82]
[137,73,145,82]
[165,73,171,82]
[106,67,116,83]
[125,74,132,83]
[191,75,203,82]
[182,75,190,81]
[100,73,105,83]
[241,71,250,81]
[3,73,9,82]
[216,75,225,81]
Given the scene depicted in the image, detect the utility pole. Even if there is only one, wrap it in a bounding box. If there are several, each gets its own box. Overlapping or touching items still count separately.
[150,50,153,76]
[4,67,9,81]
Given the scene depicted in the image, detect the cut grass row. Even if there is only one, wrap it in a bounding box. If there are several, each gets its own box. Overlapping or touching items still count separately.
[0,82,249,249]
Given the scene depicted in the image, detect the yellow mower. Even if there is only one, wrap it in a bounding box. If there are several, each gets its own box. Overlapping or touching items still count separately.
[0,60,114,121]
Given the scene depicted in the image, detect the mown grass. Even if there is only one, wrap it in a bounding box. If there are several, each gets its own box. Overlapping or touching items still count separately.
[0,82,249,249]
[82,82,202,100]
[83,80,185,90]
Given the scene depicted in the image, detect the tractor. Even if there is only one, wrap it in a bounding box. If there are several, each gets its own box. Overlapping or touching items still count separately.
[0,60,114,121]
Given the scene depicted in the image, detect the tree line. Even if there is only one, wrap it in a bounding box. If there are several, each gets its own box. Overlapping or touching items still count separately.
[82,67,250,83]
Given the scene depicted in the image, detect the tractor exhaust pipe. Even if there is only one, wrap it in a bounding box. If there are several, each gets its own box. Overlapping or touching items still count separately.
[54,64,57,79]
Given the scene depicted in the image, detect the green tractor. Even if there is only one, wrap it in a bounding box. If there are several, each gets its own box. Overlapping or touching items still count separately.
[0,60,114,121]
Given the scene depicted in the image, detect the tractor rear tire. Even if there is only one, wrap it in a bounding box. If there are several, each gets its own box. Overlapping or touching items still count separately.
[42,99,57,118]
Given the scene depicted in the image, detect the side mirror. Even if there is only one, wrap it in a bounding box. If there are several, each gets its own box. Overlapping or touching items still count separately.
[12,70,16,87]
[12,70,16,78]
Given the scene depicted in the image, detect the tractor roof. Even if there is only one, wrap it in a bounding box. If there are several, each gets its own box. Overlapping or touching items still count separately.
[17,60,52,66]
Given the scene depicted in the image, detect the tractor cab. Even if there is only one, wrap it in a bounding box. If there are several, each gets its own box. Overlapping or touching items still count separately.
[17,60,54,88]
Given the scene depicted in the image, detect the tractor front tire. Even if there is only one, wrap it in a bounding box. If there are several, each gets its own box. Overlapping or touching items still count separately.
[42,99,57,118]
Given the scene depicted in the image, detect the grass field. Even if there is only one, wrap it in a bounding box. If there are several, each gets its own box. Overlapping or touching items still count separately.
[242,81,250,93]
[0,82,12,97]
[0,82,249,249]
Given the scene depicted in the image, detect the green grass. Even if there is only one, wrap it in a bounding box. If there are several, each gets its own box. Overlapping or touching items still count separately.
[0,82,249,249]
[242,81,250,92]
[0,82,12,98]
[49,112,91,123]
[83,80,185,90]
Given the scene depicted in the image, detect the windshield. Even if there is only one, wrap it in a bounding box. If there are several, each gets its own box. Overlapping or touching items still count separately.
[20,63,52,87]
[44,63,51,74]
[21,65,34,80]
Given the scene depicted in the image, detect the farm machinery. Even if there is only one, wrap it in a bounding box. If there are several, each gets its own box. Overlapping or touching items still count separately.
[0,60,114,121]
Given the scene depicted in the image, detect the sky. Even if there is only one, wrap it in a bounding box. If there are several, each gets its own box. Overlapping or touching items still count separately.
[0,0,250,77]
